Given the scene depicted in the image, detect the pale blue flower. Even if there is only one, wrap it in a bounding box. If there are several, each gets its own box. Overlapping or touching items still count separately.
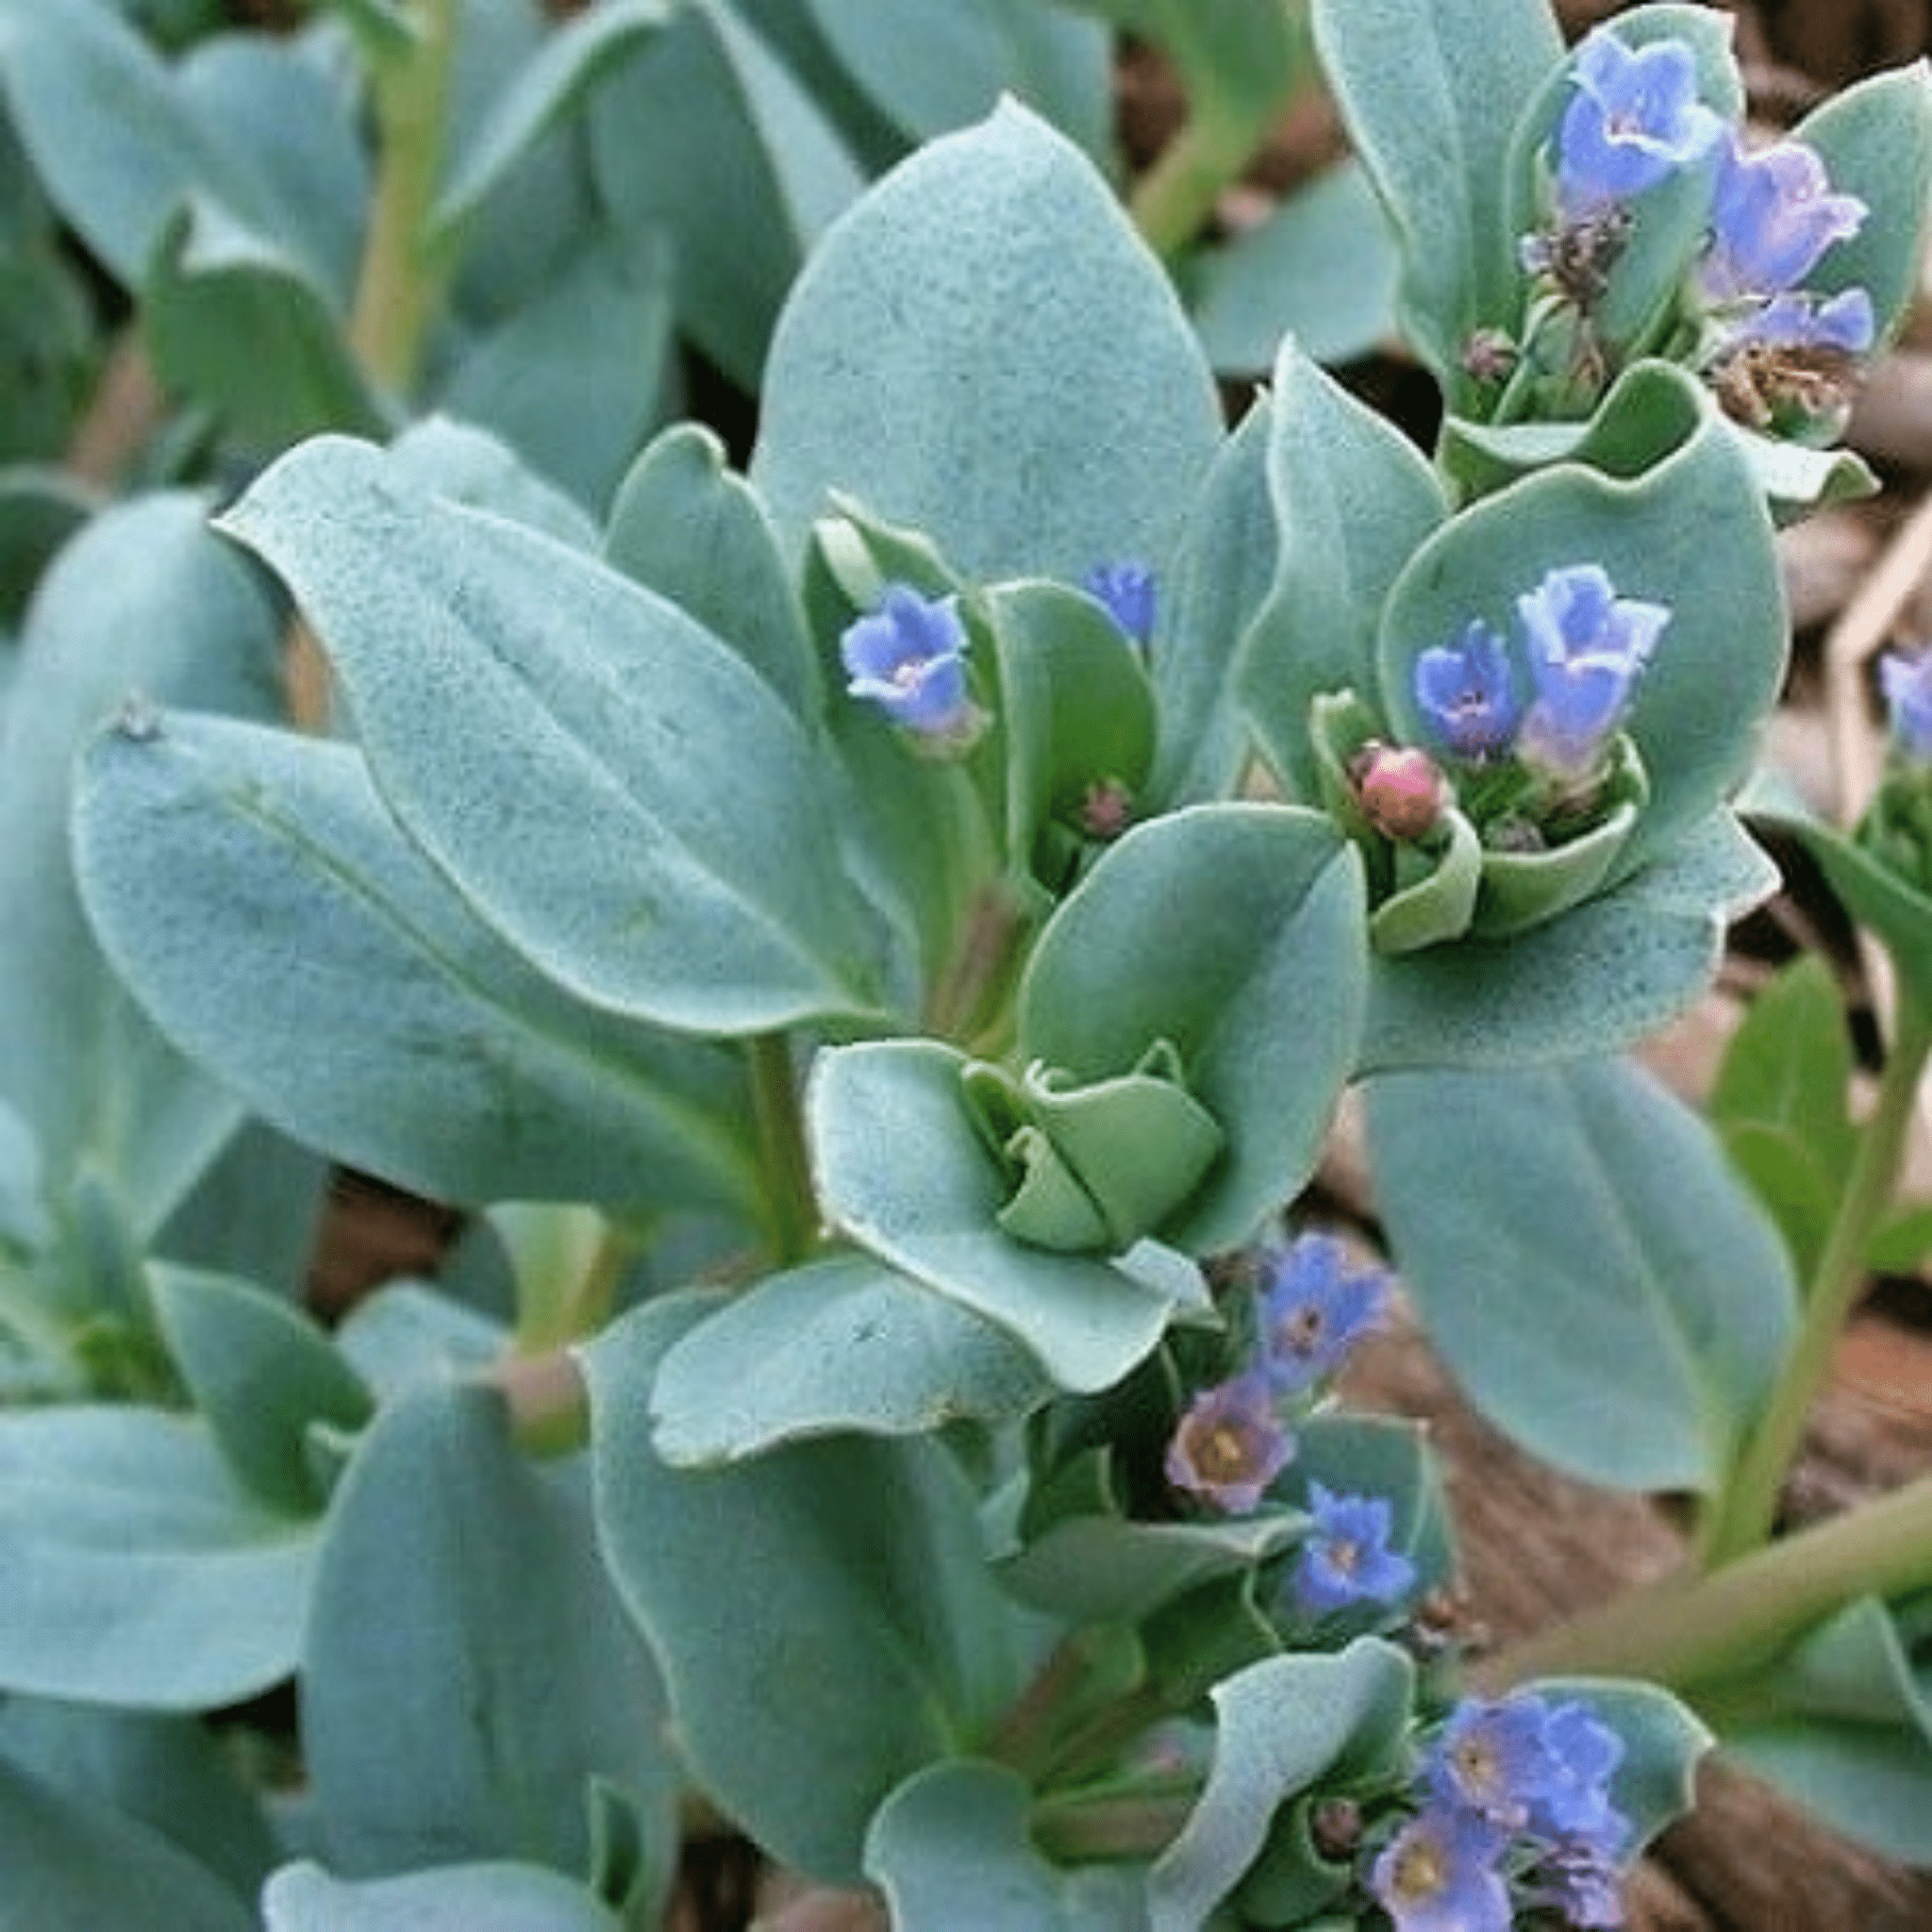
[1700,132,1867,303]
[841,585,974,735]
[1370,1804,1512,1932]
[1515,564,1669,777]
[1555,29,1724,218]
[1531,1699,1628,1849]
[1288,1482,1416,1617]
[1164,1372,1292,1515]
[1257,1232,1391,1393]
[1085,560,1156,646]
[1428,1693,1561,1830]
[1727,286,1875,356]
[1413,620,1521,762]
[1881,649,1932,762]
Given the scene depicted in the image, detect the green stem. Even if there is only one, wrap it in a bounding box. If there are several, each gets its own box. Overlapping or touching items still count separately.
[1483,1467,1932,1695]
[1698,987,1932,1569]
[748,1033,819,1270]
[1127,110,1265,260]
[348,0,459,393]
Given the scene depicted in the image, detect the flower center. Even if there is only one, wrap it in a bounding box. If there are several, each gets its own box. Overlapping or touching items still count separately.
[1392,1836,1447,1901]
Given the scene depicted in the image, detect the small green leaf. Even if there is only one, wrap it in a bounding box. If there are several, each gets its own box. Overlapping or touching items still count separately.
[647,1254,1055,1465]
[144,200,391,447]
[808,1039,1205,1392]
[1019,805,1367,1253]
[865,1760,1151,1930]
[1239,337,1447,806]
[1191,162,1399,376]
[1308,0,1562,388]
[1148,1640,1416,1932]
[605,422,821,720]
[303,1385,676,1891]
[217,435,887,1036]
[752,100,1223,586]
[0,1757,253,1932]
[1365,1055,1798,1492]
[0,1406,315,1707]
[586,1293,1025,1882]
[149,1264,373,1515]
[432,0,671,243]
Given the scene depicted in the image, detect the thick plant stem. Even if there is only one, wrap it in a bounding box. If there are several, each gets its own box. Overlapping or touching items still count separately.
[749,1033,820,1270]
[1483,1467,1932,1695]
[1697,988,1932,1570]
[1128,113,1262,259]
[348,0,459,394]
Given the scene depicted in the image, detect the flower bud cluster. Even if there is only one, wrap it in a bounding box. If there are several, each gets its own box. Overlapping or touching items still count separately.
[1514,23,1874,435]
[1369,1690,1632,1929]
[1165,1235,1418,1623]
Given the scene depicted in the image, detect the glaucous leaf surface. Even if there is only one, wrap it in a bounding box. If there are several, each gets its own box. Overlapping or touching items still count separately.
[217,435,888,1036]
[149,1263,374,1517]
[0,1695,277,1897]
[1239,338,1446,805]
[808,1039,1205,1391]
[604,422,821,721]
[589,0,864,391]
[1359,806,1777,1070]
[302,1385,675,1893]
[0,492,284,1232]
[1148,1640,1416,1932]
[262,1858,624,1932]
[864,1759,1151,1929]
[0,1757,253,1932]
[647,1258,1054,1465]
[1366,1055,1798,1491]
[74,713,761,1216]
[752,101,1224,586]
[586,1293,1025,1882]
[1309,0,1562,388]
[1018,804,1367,1252]
[0,1406,315,1707]
[1714,1595,1932,1866]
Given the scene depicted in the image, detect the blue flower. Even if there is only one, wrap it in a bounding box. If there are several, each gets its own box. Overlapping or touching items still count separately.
[841,585,975,736]
[1515,564,1670,778]
[1554,29,1724,219]
[1531,1699,1628,1849]
[1726,286,1875,356]
[1428,1693,1563,1830]
[1369,1803,1512,1932]
[1164,1372,1292,1515]
[1256,1232,1391,1393]
[1413,621,1522,762]
[1881,649,1932,762]
[1700,132,1867,303]
[1288,1482,1416,1617]
[1085,560,1157,647]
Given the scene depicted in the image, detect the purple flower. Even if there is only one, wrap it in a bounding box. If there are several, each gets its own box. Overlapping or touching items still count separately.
[1726,286,1875,356]
[1369,1803,1512,1932]
[841,585,975,736]
[1256,1232,1391,1393]
[1428,1693,1562,1830]
[1164,1373,1292,1515]
[1413,621,1521,762]
[1515,564,1669,778]
[1288,1482,1416,1617]
[1881,649,1932,762]
[1085,560,1157,646]
[1554,29,1724,220]
[1700,133,1867,304]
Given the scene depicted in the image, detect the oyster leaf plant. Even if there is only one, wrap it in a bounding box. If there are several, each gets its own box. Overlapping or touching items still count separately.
[0,0,1929,1925]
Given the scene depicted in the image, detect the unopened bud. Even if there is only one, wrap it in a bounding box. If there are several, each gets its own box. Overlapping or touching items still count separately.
[1350,742,1446,841]
[1460,327,1518,383]
[1310,1797,1363,1859]
[1079,777,1136,841]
